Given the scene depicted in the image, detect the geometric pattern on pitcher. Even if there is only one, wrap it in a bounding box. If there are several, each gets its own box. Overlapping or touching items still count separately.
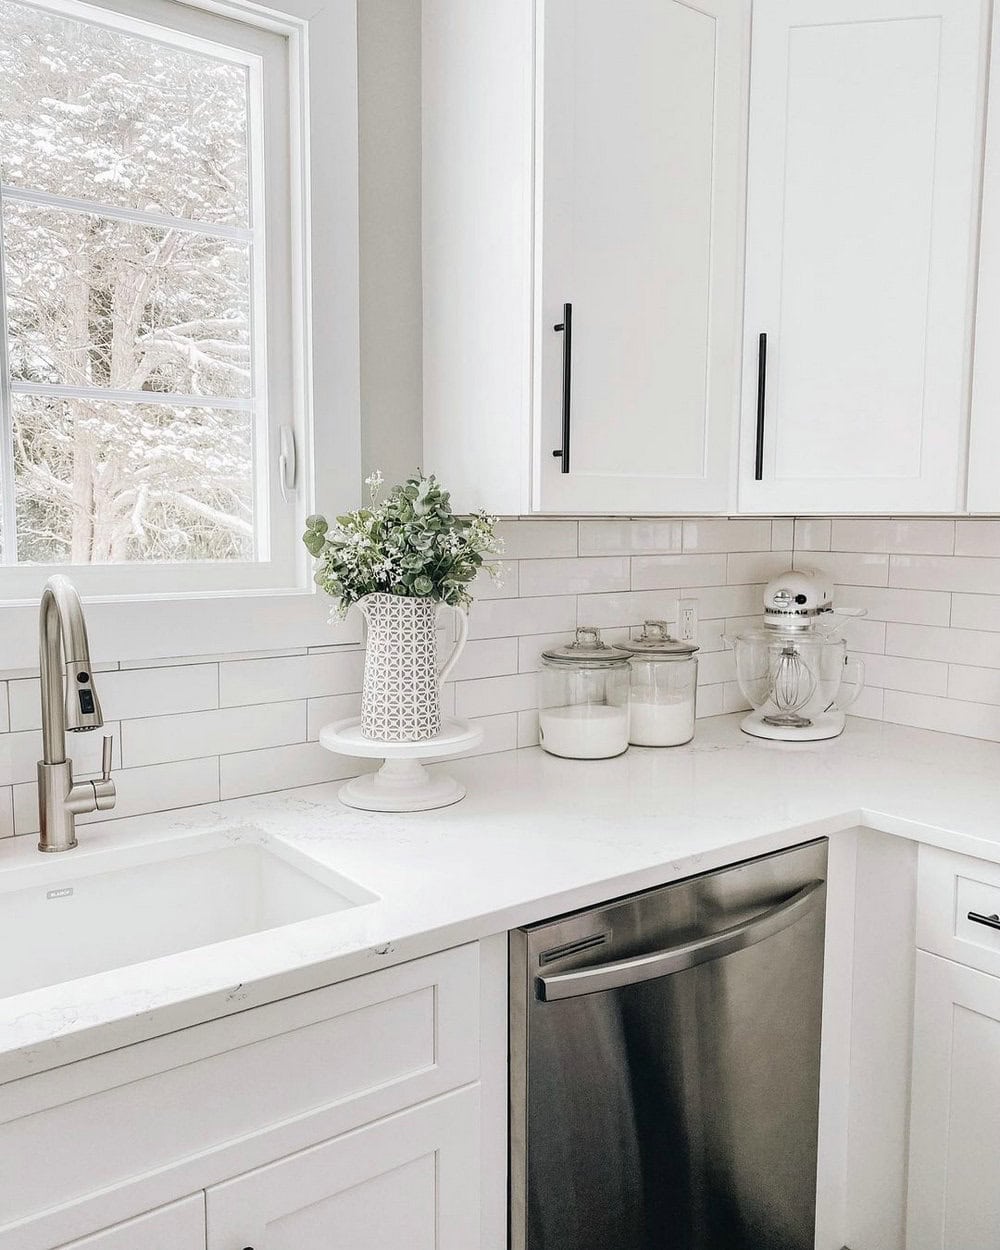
[360,593,443,741]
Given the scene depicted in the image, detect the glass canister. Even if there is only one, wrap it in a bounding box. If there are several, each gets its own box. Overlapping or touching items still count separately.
[622,620,699,746]
[538,627,631,759]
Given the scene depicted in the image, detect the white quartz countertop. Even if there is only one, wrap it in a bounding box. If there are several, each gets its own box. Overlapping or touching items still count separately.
[3,712,999,1084]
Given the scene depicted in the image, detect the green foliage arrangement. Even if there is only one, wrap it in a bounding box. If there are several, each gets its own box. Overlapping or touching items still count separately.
[303,471,502,617]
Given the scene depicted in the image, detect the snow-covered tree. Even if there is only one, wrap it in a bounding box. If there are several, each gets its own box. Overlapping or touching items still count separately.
[0,0,257,564]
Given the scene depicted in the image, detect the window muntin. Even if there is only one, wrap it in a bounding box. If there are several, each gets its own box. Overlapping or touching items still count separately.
[0,0,299,594]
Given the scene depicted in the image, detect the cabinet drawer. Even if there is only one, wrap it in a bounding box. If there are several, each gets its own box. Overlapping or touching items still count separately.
[1,943,480,1247]
[917,845,1000,976]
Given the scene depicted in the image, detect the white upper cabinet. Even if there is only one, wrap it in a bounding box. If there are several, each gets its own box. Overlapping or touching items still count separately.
[968,0,1000,511]
[739,0,987,514]
[534,0,747,513]
[422,0,748,516]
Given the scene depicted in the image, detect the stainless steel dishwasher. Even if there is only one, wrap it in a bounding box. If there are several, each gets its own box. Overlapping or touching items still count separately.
[509,838,827,1250]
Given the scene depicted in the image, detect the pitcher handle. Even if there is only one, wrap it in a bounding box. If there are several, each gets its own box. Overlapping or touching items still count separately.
[436,603,469,687]
[832,656,865,712]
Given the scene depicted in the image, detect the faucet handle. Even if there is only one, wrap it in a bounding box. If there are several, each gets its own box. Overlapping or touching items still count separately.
[91,735,116,813]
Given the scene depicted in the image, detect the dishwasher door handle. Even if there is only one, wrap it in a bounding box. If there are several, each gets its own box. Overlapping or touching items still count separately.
[536,879,826,1002]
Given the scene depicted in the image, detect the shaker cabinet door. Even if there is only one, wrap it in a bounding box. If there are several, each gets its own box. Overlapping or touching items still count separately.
[740,0,986,513]
[535,0,748,514]
[205,1087,481,1250]
[906,952,1000,1250]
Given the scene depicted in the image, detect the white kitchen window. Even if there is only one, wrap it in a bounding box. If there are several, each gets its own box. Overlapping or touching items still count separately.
[0,0,308,599]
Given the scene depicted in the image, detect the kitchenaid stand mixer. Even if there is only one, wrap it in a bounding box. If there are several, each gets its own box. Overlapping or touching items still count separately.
[726,570,865,741]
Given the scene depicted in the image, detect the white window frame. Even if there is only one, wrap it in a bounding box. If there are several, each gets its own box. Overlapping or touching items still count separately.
[0,0,361,665]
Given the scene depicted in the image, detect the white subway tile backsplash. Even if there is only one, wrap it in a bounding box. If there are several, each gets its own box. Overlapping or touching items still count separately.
[632,553,728,591]
[457,712,519,757]
[771,519,795,550]
[0,787,13,839]
[517,632,576,672]
[579,519,682,556]
[831,519,955,555]
[795,551,890,587]
[519,556,629,597]
[947,664,1000,707]
[577,590,680,630]
[455,673,537,719]
[5,510,1000,830]
[1,722,122,787]
[682,519,771,552]
[495,520,577,559]
[857,653,949,697]
[446,637,519,682]
[307,693,363,739]
[468,595,577,640]
[9,664,218,732]
[850,686,885,721]
[883,691,1000,742]
[219,650,365,707]
[122,703,305,769]
[837,585,951,626]
[470,561,519,600]
[885,624,1000,668]
[726,551,794,585]
[955,520,1000,557]
[889,554,1000,594]
[950,594,1000,632]
[220,742,374,800]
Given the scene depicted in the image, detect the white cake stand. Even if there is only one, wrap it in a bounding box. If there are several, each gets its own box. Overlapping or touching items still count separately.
[319,716,484,812]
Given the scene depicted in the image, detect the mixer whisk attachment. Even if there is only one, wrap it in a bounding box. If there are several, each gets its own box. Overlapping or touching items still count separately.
[763,642,817,727]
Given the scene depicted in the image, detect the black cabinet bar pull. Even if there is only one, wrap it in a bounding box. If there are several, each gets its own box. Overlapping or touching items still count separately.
[552,302,572,473]
[754,331,767,481]
[968,910,1000,931]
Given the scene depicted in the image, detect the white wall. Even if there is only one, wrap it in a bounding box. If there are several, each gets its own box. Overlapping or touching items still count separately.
[357,0,424,484]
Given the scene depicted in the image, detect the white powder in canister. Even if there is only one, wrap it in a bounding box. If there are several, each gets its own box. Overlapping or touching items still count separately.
[539,704,629,759]
[628,696,695,747]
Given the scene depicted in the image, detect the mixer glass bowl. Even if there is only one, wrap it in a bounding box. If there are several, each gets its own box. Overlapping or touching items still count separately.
[729,629,853,726]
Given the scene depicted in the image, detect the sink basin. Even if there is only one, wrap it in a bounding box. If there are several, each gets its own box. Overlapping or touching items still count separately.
[0,831,377,999]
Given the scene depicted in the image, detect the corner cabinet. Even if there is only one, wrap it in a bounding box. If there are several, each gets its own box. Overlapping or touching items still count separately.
[739,0,988,514]
[422,0,749,516]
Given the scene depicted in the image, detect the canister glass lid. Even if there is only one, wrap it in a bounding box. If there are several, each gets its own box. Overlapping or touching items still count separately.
[541,626,632,664]
[621,620,700,659]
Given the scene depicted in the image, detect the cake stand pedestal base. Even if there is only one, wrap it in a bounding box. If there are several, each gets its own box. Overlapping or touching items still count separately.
[318,716,484,812]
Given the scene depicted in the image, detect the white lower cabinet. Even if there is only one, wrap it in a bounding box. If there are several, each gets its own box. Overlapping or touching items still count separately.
[206,1087,481,1250]
[906,951,1000,1249]
[3,940,504,1250]
[55,1198,205,1250]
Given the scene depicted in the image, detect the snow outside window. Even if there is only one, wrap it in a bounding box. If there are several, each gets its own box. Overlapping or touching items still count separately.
[0,0,307,599]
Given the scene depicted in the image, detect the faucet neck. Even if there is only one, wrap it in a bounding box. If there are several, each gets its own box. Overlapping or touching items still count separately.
[39,586,66,765]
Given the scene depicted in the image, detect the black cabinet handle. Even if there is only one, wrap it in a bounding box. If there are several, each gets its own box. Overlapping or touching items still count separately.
[552,302,572,473]
[968,910,1000,931]
[754,331,767,481]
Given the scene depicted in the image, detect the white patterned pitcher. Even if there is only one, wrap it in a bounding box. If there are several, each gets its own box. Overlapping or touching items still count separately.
[358,593,469,741]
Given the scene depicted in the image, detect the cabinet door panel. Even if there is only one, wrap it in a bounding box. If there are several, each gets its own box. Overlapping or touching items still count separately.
[55,1197,204,1250]
[741,0,985,513]
[536,0,747,513]
[906,952,1000,1250]
[206,1087,480,1250]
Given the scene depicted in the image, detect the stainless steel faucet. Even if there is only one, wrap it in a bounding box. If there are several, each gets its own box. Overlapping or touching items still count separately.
[37,575,116,852]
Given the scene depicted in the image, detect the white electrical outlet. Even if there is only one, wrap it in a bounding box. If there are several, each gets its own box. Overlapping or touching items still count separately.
[678,598,698,642]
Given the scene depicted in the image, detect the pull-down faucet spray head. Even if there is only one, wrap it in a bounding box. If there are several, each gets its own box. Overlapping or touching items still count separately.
[37,575,115,851]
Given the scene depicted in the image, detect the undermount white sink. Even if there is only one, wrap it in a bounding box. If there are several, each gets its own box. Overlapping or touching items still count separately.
[0,831,377,999]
